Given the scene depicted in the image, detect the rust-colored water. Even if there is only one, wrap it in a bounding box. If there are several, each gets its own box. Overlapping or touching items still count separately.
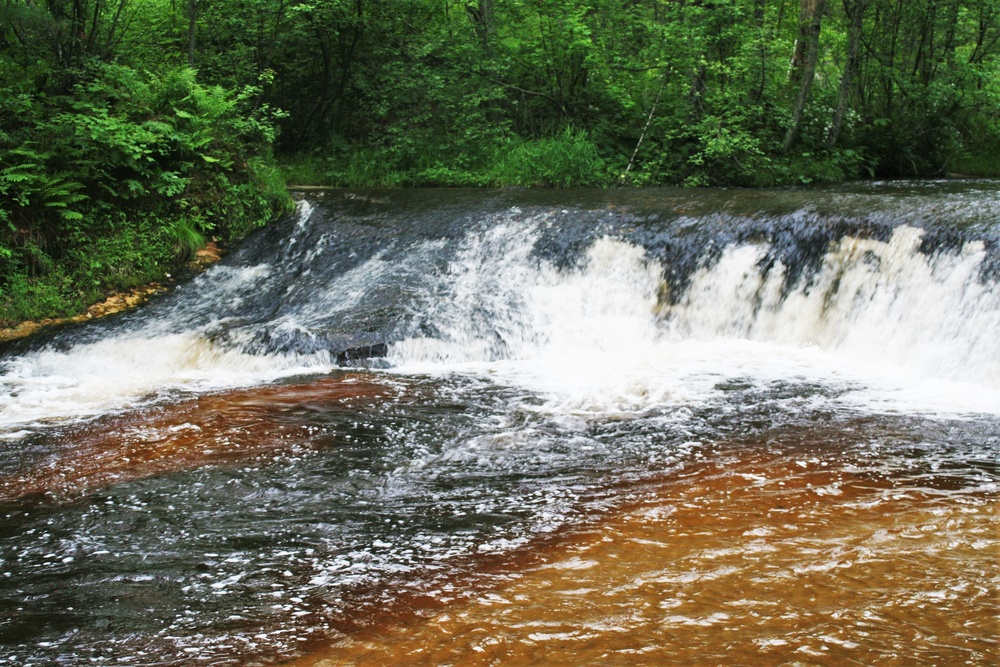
[0,374,397,501]
[288,450,998,667]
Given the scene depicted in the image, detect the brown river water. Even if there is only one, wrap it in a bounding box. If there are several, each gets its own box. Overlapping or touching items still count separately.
[0,184,997,665]
[289,442,997,666]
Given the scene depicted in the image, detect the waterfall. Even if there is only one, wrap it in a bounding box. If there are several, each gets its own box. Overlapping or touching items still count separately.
[2,185,999,433]
[388,208,999,418]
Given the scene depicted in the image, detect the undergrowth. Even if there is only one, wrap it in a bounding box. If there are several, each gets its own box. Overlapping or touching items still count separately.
[1,64,293,326]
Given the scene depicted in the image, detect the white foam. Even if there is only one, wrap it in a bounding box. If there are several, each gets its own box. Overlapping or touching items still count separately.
[391,223,1000,419]
[664,226,1000,388]
[0,333,332,429]
[3,214,996,433]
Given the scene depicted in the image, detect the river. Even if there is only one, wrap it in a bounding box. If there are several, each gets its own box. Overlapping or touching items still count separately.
[0,183,997,665]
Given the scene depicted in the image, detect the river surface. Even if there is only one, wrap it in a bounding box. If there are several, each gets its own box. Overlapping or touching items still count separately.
[0,183,997,665]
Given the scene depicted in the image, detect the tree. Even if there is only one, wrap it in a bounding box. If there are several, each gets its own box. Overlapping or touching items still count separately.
[1,0,290,324]
[783,0,827,151]
[826,0,868,147]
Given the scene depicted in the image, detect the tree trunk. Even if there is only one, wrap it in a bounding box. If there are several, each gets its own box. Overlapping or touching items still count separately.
[826,0,867,147]
[750,0,768,103]
[941,0,960,68]
[187,0,197,67]
[783,0,826,152]
[686,0,709,111]
[788,0,823,79]
[467,0,494,51]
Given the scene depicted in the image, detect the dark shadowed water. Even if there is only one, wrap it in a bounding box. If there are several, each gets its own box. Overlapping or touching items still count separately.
[0,183,997,665]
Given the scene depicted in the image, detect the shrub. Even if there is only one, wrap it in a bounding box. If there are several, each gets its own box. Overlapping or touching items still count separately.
[488,129,610,187]
[0,63,292,326]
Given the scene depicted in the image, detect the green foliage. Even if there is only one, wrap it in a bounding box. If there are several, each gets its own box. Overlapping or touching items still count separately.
[252,0,999,188]
[2,270,82,322]
[0,148,88,227]
[489,129,610,187]
[0,57,290,325]
[3,0,1000,320]
[949,110,1000,176]
[281,129,610,188]
[167,218,206,263]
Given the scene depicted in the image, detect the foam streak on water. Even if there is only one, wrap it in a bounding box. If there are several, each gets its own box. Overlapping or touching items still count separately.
[0,332,331,427]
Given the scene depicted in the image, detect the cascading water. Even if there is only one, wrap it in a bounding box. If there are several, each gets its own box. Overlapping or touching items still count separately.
[0,183,997,666]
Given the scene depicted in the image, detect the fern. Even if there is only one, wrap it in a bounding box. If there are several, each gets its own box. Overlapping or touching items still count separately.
[0,62,288,323]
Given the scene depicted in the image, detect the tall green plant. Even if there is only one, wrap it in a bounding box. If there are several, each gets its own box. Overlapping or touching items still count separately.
[490,129,608,187]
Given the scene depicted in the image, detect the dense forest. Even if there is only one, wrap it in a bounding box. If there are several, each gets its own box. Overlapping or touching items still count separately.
[2,0,999,323]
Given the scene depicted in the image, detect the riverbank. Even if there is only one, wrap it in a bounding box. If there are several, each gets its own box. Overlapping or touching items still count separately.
[0,241,223,343]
